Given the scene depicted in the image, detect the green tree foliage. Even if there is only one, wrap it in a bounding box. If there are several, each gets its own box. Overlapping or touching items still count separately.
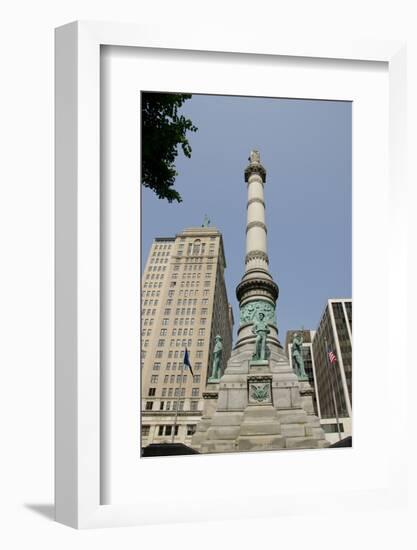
[141,92,197,203]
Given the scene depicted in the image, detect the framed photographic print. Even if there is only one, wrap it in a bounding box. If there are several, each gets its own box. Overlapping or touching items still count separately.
[55,21,407,528]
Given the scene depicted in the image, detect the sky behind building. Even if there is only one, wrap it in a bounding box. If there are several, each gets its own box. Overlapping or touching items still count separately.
[141,94,352,342]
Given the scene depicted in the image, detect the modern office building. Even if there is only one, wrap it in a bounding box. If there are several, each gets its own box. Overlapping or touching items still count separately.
[285,299,352,445]
[312,299,352,444]
[140,226,234,449]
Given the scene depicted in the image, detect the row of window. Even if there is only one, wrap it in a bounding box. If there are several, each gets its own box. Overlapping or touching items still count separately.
[143,338,203,349]
[142,282,163,289]
[152,243,172,251]
[158,328,206,337]
[141,424,196,437]
[145,273,165,280]
[144,400,199,411]
[148,385,200,396]
[142,300,158,306]
[148,265,167,273]
[153,360,203,371]
[149,257,169,264]
[152,361,203,371]
[149,375,202,386]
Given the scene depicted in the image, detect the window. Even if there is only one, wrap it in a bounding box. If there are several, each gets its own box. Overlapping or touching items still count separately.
[179,400,184,410]
[196,351,203,359]
[162,388,167,396]
[141,425,150,437]
[153,362,161,371]
[158,425,164,436]
[155,350,163,358]
[148,388,156,396]
[165,425,178,436]
[195,362,202,370]
[197,339,204,347]
[159,401,164,410]
[190,401,199,411]
[176,375,181,383]
[193,375,201,383]
[200,318,206,325]
[166,362,171,370]
[166,401,171,410]
[199,328,205,336]
[192,388,199,397]
[187,424,196,436]
[201,308,208,315]
[157,339,165,347]
[164,375,169,383]
[145,401,153,410]
[150,375,158,383]
[168,388,173,397]
[160,329,167,336]
[183,375,187,383]
[181,388,186,397]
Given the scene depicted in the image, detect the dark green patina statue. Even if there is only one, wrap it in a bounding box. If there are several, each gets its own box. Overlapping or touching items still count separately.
[292,332,308,380]
[252,312,270,361]
[208,335,223,382]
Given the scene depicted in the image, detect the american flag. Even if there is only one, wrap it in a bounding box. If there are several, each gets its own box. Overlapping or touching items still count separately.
[327,350,337,364]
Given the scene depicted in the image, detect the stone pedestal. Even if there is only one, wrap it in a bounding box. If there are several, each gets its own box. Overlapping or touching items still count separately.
[191,384,219,451]
[192,344,329,453]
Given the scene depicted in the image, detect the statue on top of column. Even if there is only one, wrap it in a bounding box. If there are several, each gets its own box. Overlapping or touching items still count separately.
[249,150,261,163]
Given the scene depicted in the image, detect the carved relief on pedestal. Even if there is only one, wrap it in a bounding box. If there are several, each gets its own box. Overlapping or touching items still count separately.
[248,376,272,405]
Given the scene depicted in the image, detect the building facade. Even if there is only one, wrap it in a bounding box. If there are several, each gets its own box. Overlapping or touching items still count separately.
[140,227,233,449]
[312,299,352,444]
[285,299,352,445]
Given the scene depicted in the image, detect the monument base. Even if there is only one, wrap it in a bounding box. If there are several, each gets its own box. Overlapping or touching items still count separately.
[192,342,329,453]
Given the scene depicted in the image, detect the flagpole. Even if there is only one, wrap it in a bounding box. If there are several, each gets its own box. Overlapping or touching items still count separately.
[171,360,184,443]
[325,338,342,441]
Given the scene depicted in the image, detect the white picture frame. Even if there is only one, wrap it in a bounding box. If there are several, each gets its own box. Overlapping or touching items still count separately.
[55,21,407,529]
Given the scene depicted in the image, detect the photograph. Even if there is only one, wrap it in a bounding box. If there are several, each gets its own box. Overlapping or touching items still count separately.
[140,91,352,456]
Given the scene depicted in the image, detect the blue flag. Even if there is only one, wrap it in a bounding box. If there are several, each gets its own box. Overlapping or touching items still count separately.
[183,348,194,377]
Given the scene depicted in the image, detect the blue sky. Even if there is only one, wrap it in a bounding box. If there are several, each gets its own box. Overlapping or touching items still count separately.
[141,94,352,342]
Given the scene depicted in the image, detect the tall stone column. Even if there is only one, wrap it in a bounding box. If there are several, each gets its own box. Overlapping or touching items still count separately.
[236,151,280,350]
[191,150,329,454]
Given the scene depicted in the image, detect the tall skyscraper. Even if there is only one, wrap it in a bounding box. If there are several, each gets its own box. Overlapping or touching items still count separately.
[141,227,234,448]
[312,299,352,442]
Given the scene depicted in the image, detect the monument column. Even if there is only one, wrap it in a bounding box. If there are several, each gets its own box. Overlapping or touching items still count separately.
[236,151,280,350]
[192,150,330,454]
[245,151,269,273]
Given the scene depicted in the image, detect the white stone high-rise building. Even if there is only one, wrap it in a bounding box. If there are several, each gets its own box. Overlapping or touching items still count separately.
[141,227,233,449]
